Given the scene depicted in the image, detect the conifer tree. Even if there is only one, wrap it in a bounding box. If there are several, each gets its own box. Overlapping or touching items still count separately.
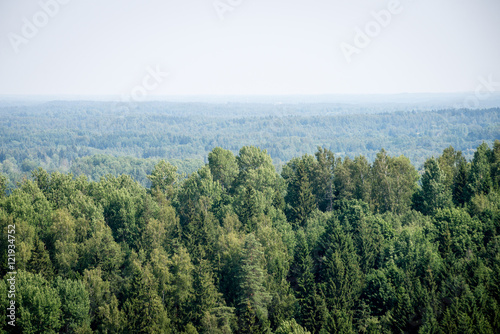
[292,230,326,332]
[452,156,469,206]
[54,276,92,333]
[334,157,355,201]
[237,234,271,333]
[285,161,316,229]
[352,156,372,204]
[319,219,362,310]
[238,185,259,232]
[0,173,6,198]
[169,246,195,330]
[275,318,311,334]
[313,147,335,212]
[16,271,63,333]
[490,140,500,191]
[28,236,54,279]
[467,142,492,199]
[418,157,453,215]
[192,259,223,326]
[123,259,171,333]
[238,301,260,334]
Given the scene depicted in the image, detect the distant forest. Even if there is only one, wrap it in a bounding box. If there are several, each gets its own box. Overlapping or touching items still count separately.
[0,141,499,333]
[0,101,498,187]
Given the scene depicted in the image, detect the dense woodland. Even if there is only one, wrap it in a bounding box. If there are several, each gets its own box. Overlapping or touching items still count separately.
[1,102,499,188]
[1,140,500,333]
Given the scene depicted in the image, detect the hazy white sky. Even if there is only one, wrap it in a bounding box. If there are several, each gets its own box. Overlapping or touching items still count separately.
[0,0,499,96]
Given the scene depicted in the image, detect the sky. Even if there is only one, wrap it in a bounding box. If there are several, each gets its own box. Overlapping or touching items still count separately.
[0,0,499,97]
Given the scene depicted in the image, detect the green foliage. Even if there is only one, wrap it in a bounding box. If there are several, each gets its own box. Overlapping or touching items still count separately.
[98,295,126,333]
[491,140,500,191]
[27,237,54,279]
[209,147,239,190]
[432,208,482,259]
[79,220,124,277]
[371,150,419,214]
[1,142,499,333]
[192,259,223,325]
[15,271,62,334]
[453,156,470,206]
[237,234,272,331]
[148,160,179,198]
[284,156,316,228]
[70,154,203,187]
[306,148,333,211]
[438,146,465,190]
[290,230,326,332]
[468,142,493,199]
[415,157,453,215]
[168,246,195,329]
[54,276,92,333]
[236,185,260,233]
[361,270,396,317]
[95,174,148,248]
[319,218,363,310]
[123,255,171,333]
[275,318,311,334]
[236,146,276,191]
[4,180,53,237]
[50,209,79,277]
[0,173,6,198]
[1,103,498,188]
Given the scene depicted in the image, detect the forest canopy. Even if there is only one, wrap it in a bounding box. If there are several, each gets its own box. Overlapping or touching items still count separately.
[1,140,500,333]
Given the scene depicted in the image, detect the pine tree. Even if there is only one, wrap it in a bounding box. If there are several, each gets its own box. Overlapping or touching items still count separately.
[124,259,171,333]
[291,230,326,333]
[238,301,260,334]
[192,259,223,326]
[319,219,362,310]
[54,276,92,333]
[237,234,271,332]
[418,157,453,215]
[16,271,63,333]
[313,147,335,212]
[467,142,492,199]
[352,156,371,204]
[490,140,500,191]
[452,157,469,206]
[334,157,355,201]
[0,173,6,198]
[27,236,54,280]
[238,185,259,232]
[285,161,316,229]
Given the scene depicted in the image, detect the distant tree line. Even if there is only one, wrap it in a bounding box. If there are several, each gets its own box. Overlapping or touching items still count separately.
[1,102,498,187]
